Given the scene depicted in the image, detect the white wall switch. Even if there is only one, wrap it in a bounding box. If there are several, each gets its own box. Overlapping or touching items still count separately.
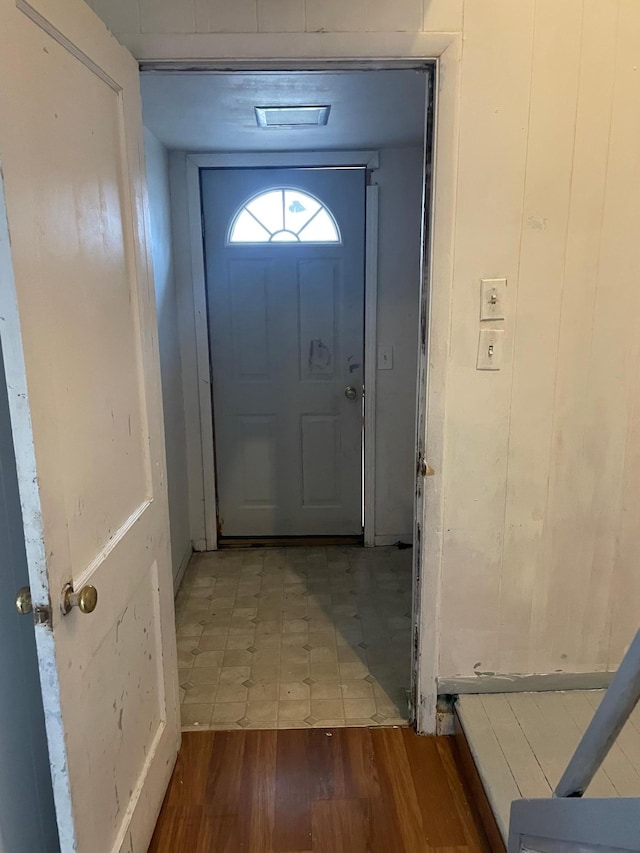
[378,346,393,370]
[476,328,504,370]
[480,277,506,321]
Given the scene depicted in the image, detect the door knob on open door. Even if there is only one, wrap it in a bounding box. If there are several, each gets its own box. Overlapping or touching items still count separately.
[15,586,32,615]
[344,386,358,400]
[61,582,98,615]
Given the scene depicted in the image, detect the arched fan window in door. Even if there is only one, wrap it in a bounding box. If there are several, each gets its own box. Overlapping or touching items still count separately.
[228,188,341,244]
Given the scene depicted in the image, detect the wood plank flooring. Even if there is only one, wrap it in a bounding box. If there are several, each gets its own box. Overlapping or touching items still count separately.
[456,691,640,841]
[148,728,492,852]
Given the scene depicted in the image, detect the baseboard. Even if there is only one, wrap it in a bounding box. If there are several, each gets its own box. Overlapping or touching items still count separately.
[173,543,193,596]
[438,670,613,695]
[373,533,413,547]
[453,709,506,852]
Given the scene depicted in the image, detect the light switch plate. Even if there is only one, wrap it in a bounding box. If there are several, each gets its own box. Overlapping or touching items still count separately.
[476,328,504,370]
[378,346,393,370]
[480,277,506,321]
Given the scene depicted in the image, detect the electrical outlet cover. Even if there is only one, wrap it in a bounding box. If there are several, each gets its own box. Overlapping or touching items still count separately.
[480,278,506,321]
[476,328,504,370]
[377,346,393,370]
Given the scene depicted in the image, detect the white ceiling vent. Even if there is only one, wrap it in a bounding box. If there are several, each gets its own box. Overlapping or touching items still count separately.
[254,105,331,128]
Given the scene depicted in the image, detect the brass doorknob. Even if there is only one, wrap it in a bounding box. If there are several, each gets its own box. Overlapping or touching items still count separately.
[344,386,358,400]
[61,582,98,615]
[15,586,33,615]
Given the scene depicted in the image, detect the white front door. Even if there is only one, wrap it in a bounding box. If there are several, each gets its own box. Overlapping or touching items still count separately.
[201,167,366,537]
[0,1,179,851]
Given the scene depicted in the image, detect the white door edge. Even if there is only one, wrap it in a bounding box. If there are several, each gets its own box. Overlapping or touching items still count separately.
[363,184,379,548]
[0,162,76,851]
[186,150,380,171]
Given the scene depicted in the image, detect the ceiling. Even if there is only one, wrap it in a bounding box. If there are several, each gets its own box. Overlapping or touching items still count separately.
[140,70,427,152]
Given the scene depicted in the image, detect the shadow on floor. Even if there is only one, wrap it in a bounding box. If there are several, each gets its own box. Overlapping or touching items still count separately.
[175,545,413,730]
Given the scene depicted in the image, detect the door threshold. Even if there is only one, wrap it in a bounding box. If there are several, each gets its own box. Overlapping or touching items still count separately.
[218,534,364,549]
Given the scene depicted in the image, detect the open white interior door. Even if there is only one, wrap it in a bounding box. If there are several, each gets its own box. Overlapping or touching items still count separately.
[0,1,180,851]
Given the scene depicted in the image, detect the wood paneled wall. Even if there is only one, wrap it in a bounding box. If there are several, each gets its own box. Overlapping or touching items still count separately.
[439,0,640,679]
[85,0,463,36]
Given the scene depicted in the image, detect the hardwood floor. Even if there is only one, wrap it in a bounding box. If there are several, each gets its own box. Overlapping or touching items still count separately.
[148,727,492,852]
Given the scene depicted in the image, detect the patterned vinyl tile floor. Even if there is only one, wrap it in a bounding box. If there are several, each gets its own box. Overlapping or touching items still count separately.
[175,546,413,730]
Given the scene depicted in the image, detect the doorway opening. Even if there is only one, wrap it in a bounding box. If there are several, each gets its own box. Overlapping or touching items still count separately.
[140,65,434,730]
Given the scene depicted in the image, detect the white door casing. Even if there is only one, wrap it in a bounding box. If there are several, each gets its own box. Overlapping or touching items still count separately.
[171,150,379,552]
[202,167,366,537]
[0,0,180,850]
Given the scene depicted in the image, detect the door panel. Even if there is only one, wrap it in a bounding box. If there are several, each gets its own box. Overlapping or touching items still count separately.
[237,415,277,506]
[298,259,339,380]
[229,260,272,379]
[301,415,342,506]
[202,167,365,537]
[0,1,180,851]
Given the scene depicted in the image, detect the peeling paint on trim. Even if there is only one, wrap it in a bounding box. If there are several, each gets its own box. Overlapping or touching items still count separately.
[438,671,614,695]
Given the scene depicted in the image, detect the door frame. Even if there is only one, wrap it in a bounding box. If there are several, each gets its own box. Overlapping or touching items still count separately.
[182,150,379,549]
[159,45,459,733]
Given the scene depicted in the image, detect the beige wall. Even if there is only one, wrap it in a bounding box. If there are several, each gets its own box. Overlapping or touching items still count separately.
[374,147,423,543]
[89,0,640,685]
[143,129,191,585]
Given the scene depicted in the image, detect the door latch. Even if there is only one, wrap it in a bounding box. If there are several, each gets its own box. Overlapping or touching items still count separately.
[15,586,52,626]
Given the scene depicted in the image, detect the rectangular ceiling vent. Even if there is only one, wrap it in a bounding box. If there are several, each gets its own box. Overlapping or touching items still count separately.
[254,105,331,128]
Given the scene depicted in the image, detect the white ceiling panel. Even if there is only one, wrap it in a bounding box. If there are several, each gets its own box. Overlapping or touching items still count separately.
[140,70,427,152]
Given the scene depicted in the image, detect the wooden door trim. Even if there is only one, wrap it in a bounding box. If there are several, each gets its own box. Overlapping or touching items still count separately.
[178,150,380,551]
[363,183,379,548]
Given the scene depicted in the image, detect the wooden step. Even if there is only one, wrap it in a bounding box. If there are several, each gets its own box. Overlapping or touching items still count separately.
[455,690,640,845]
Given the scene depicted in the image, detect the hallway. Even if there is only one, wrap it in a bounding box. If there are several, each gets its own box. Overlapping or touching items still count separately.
[176,546,412,729]
[148,728,492,852]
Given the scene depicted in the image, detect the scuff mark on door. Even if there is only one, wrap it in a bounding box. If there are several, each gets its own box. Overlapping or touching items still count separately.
[308,338,331,373]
